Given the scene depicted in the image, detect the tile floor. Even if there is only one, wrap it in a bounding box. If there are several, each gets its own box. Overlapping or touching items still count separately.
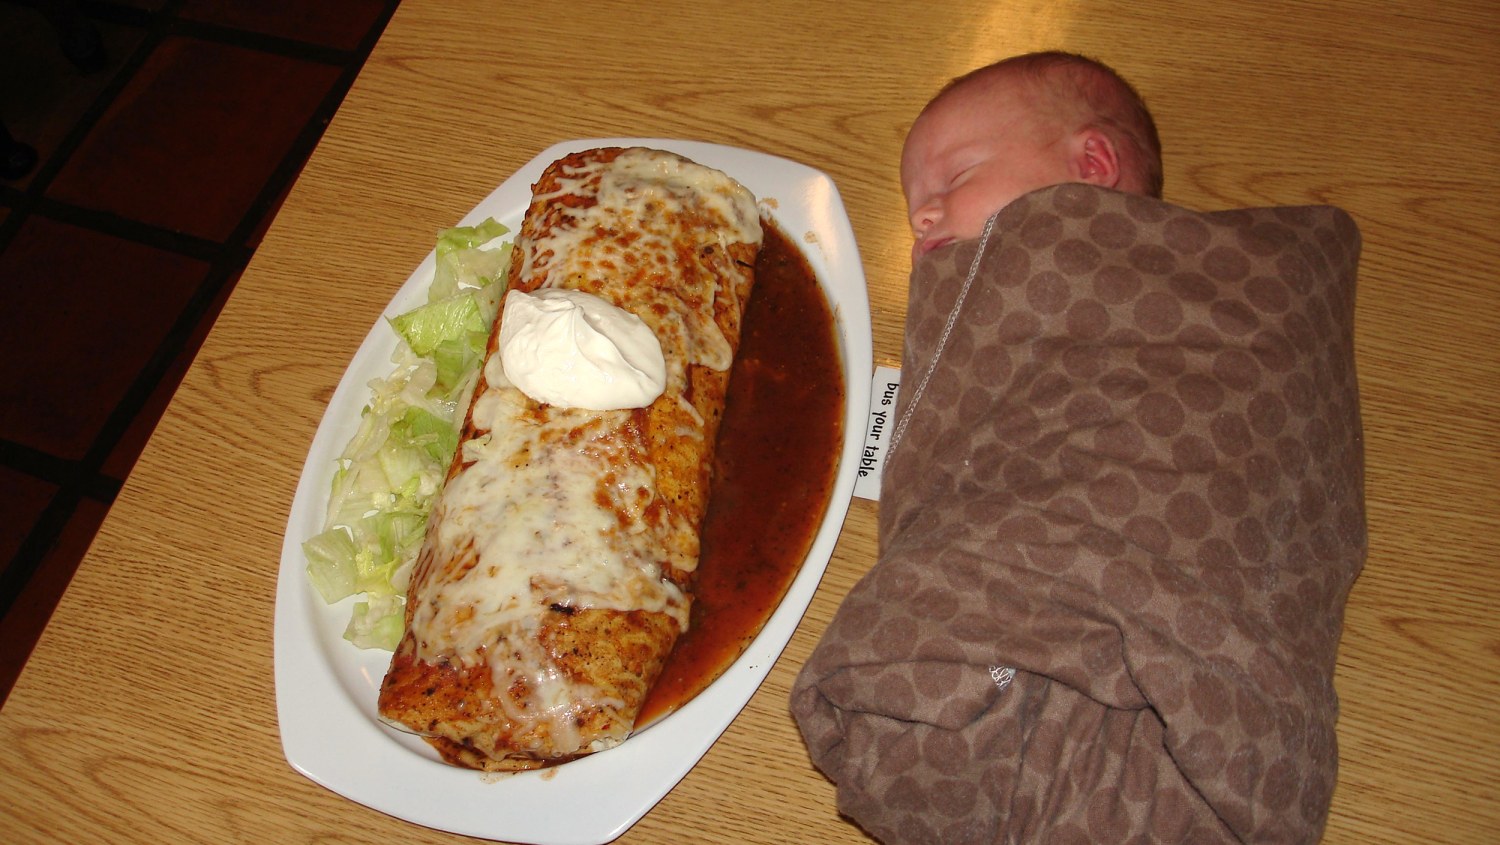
[0,0,399,704]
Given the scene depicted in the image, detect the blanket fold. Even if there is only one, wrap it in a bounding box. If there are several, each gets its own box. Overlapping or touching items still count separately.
[791,184,1365,845]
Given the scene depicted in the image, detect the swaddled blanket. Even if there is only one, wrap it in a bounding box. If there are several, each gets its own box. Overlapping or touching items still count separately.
[791,184,1365,845]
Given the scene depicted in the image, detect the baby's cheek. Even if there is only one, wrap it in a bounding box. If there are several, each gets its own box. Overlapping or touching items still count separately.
[948,194,995,241]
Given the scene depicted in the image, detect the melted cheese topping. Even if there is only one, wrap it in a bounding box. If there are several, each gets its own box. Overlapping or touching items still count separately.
[518,147,761,373]
[411,385,686,747]
[402,148,760,751]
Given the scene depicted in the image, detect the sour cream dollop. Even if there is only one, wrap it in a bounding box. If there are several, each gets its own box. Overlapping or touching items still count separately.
[497,288,667,410]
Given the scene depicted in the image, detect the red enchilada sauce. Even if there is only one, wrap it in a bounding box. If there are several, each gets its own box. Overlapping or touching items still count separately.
[636,219,844,726]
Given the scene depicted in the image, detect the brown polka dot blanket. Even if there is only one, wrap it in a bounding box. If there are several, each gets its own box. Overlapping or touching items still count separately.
[791,184,1366,845]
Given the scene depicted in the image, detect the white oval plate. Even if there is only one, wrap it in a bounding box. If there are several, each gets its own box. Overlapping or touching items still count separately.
[274,138,872,844]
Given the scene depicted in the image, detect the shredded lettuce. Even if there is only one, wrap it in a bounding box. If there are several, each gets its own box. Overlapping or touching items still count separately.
[391,295,493,399]
[304,217,511,649]
[344,595,406,651]
[433,216,512,299]
[390,291,485,358]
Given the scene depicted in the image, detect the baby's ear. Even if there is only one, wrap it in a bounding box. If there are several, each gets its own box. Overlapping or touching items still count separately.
[1072,128,1123,190]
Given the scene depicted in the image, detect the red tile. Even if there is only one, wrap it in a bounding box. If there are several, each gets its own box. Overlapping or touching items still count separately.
[0,4,148,192]
[0,467,57,565]
[0,216,209,461]
[180,0,390,52]
[102,264,237,480]
[46,36,341,243]
[0,496,110,704]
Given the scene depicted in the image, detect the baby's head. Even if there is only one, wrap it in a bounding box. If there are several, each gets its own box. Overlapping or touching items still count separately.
[902,51,1163,261]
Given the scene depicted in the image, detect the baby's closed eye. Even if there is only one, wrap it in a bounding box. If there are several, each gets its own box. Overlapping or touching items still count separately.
[948,165,979,187]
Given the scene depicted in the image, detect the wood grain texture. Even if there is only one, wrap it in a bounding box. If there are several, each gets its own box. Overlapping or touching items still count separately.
[2,1,1496,843]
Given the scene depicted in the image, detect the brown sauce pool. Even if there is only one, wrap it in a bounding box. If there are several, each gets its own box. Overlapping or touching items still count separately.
[636,219,845,726]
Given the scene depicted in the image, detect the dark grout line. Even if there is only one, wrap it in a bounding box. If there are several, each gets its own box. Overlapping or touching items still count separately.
[74,0,373,66]
[166,17,362,67]
[70,0,156,28]
[0,440,121,500]
[0,0,181,248]
[27,198,228,260]
[0,487,86,620]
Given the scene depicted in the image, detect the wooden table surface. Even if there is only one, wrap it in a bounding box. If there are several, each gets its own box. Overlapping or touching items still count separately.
[3,1,1496,843]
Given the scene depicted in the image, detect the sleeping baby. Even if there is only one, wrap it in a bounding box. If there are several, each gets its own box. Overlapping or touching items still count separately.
[793,51,1366,845]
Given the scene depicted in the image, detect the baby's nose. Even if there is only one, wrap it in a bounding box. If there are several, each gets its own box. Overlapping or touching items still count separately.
[910,201,940,235]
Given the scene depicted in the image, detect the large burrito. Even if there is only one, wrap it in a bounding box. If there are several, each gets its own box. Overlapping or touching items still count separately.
[379,147,762,770]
